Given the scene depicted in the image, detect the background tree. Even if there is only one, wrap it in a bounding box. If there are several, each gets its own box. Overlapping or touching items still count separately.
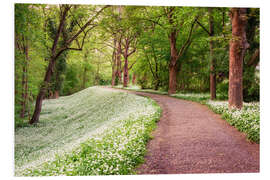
[15,4,45,121]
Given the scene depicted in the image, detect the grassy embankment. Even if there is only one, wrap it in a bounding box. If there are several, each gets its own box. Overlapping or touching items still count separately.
[15,86,161,176]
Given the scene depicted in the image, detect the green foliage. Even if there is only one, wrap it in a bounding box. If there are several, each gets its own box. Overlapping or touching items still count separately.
[243,67,260,102]
[61,63,80,95]
[216,80,229,100]
[15,4,48,126]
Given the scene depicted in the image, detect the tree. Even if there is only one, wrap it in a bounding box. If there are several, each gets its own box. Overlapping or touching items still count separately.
[243,8,260,102]
[30,5,109,124]
[15,4,44,119]
[228,8,249,109]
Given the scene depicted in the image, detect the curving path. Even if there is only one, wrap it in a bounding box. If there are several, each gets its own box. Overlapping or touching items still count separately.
[108,88,260,174]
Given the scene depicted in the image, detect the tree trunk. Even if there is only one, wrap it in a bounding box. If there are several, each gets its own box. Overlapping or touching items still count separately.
[132,73,136,85]
[111,38,117,86]
[30,58,56,124]
[20,42,29,118]
[168,64,178,94]
[228,8,249,109]
[82,66,87,89]
[123,55,128,87]
[209,8,216,100]
[154,79,160,90]
[168,30,178,95]
[115,38,122,85]
[53,90,59,99]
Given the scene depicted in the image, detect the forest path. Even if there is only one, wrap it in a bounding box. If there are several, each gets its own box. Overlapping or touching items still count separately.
[106,87,259,174]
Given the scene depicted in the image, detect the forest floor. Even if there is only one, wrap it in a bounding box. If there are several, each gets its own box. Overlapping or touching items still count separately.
[107,87,260,174]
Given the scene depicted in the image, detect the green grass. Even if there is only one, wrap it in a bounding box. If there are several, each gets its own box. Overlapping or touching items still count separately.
[15,86,161,176]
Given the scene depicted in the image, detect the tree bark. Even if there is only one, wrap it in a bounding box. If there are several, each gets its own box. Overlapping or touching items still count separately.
[53,90,59,99]
[122,37,136,87]
[20,41,29,118]
[168,64,178,94]
[82,66,87,89]
[111,37,117,86]
[209,8,216,100]
[228,8,249,109]
[123,54,129,87]
[115,38,122,85]
[132,73,136,85]
[30,58,57,124]
[168,30,178,94]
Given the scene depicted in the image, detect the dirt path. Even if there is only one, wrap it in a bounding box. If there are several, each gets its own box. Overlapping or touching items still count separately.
[108,88,260,174]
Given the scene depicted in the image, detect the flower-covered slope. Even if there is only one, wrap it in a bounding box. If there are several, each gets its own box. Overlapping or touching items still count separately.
[15,86,161,176]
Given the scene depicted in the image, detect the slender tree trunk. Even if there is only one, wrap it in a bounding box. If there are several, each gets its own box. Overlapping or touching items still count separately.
[123,55,129,87]
[111,37,117,86]
[122,38,129,87]
[20,42,29,118]
[228,8,249,109]
[115,38,122,85]
[20,64,27,118]
[30,58,56,124]
[82,66,87,89]
[132,73,136,85]
[168,64,178,94]
[53,90,59,99]
[209,8,216,100]
[154,80,160,90]
[168,31,178,95]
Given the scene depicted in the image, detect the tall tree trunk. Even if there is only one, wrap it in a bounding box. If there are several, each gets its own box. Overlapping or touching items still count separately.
[132,73,136,85]
[81,51,88,89]
[209,8,216,100]
[53,90,59,99]
[20,41,29,118]
[168,31,178,94]
[168,64,178,94]
[30,58,56,124]
[228,8,249,109]
[82,66,87,89]
[111,37,117,86]
[115,38,122,85]
[154,80,160,90]
[123,55,129,87]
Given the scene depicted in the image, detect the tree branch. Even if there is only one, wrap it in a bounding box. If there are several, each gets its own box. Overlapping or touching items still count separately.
[128,60,137,70]
[127,47,136,57]
[247,48,260,67]
[65,5,110,46]
[51,5,70,57]
[177,17,198,59]
[195,19,211,36]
